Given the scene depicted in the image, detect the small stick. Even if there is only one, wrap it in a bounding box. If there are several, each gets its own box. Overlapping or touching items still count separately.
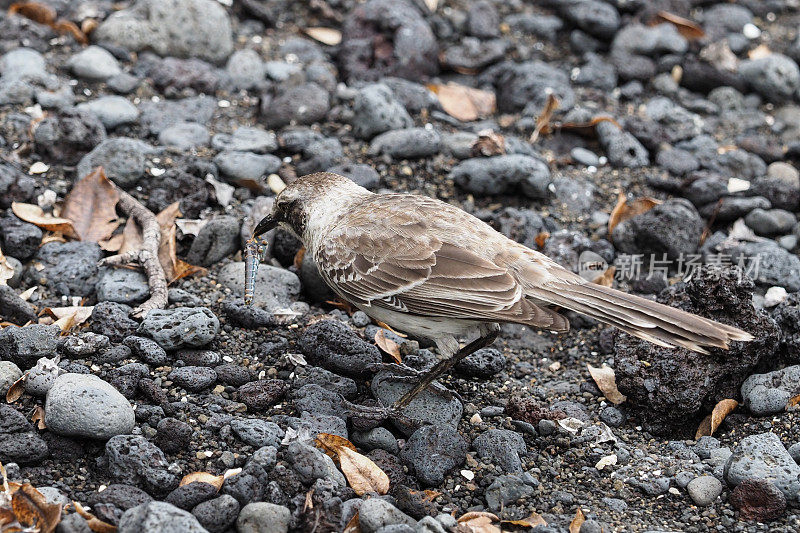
[244,236,267,305]
[99,189,167,317]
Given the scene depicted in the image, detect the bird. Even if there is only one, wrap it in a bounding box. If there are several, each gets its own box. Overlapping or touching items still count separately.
[252,172,753,408]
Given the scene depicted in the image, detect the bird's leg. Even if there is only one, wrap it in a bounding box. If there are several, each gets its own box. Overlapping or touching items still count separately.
[394,326,500,409]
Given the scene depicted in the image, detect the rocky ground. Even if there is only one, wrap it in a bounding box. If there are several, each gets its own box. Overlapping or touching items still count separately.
[1,0,800,531]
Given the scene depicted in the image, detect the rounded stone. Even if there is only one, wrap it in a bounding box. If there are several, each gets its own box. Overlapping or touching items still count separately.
[686,475,723,506]
[45,373,135,440]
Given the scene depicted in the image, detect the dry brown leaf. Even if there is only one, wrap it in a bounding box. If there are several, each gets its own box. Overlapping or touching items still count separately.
[5,376,25,403]
[81,18,98,35]
[303,489,314,512]
[652,11,705,40]
[293,246,306,271]
[11,483,62,533]
[591,266,616,288]
[427,83,495,122]
[587,363,627,405]
[695,398,738,439]
[0,248,14,286]
[502,511,547,528]
[535,231,549,249]
[73,501,117,533]
[314,433,357,461]
[530,93,560,143]
[179,472,224,491]
[748,43,772,60]
[555,116,621,138]
[42,307,94,333]
[304,27,342,46]
[568,508,586,533]
[8,2,56,24]
[788,394,800,408]
[456,512,501,533]
[375,330,402,364]
[53,18,88,44]
[607,193,661,237]
[339,447,390,496]
[61,168,120,243]
[342,511,361,533]
[471,131,506,157]
[98,233,124,252]
[31,405,46,430]
[12,202,76,238]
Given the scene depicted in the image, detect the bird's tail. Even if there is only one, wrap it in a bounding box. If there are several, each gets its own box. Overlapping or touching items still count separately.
[525,270,753,353]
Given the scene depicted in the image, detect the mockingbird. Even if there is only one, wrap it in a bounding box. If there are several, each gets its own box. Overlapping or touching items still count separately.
[253,172,753,408]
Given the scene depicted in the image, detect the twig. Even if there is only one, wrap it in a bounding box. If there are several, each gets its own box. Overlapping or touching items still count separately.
[99,188,167,317]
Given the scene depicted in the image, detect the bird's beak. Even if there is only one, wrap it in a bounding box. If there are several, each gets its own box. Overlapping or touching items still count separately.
[253,214,278,237]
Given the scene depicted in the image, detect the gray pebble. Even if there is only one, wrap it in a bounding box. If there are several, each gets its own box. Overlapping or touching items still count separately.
[138,307,219,350]
[687,475,723,506]
[158,122,210,149]
[236,502,290,533]
[77,96,139,129]
[68,46,121,81]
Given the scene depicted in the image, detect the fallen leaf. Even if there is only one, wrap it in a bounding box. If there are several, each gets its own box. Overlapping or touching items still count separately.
[591,266,616,288]
[206,176,234,207]
[179,472,224,491]
[31,405,46,430]
[607,193,661,237]
[375,321,406,337]
[342,511,361,533]
[568,508,585,533]
[81,18,98,35]
[11,483,62,533]
[293,246,306,271]
[456,512,501,533]
[303,489,314,512]
[61,168,120,243]
[530,93,559,143]
[175,219,208,237]
[502,511,547,528]
[788,394,800,408]
[98,233,124,252]
[314,433,357,460]
[554,116,621,138]
[18,287,36,301]
[587,363,627,405]
[595,453,617,470]
[535,231,549,249]
[695,399,738,439]
[8,2,56,25]
[427,83,496,122]
[0,248,14,286]
[72,501,117,533]
[41,307,94,333]
[423,0,438,11]
[338,447,390,495]
[374,330,402,364]
[304,27,342,46]
[5,376,25,403]
[471,130,506,157]
[748,43,772,60]
[52,18,88,44]
[12,202,76,238]
[652,11,705,40]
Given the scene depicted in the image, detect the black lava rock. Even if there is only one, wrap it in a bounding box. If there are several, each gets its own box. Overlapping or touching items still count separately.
[400,425,467,487]
[455,348,507,378]
[91,302,139,343]
[298,320,381,377]
[614,266,779,436]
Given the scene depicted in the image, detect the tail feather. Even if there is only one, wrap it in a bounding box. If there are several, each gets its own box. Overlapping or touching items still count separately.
[525,274,753,353]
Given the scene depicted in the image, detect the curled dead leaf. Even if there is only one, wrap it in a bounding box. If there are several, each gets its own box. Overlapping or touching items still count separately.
[788,394,800,409]
[502,511,547,528]
[456,512,501,533]
[607,193,661,237]
[535,231,549,249]
[304,27,342,46]
[12,202,76,238]
[8,2,56,24]
[587,363,626,405]
[568,508,586,533]
[73,501,117,533]
[314,433,357,461]
[554,116,621,138]
[651,11,705,40]
[179,472,224,491]
[61,168,120,243]
[0,248,14,286]
[375,330,402,364]
[427,83,496,122]
[695,398,738,439]
[338,447,390,496]
[31,405,46,430]
[6,375,25,403]
[11,483,62,533]
[530,93,559,143]
[342,511,361,533]
[471,131,506,157]
[42,307,94,333]
[52,18,88,44]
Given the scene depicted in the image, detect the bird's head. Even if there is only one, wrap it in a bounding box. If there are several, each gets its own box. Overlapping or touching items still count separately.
[253,172,369,241]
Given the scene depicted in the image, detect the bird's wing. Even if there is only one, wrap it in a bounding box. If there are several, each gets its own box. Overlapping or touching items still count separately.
[314,195,567,330]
